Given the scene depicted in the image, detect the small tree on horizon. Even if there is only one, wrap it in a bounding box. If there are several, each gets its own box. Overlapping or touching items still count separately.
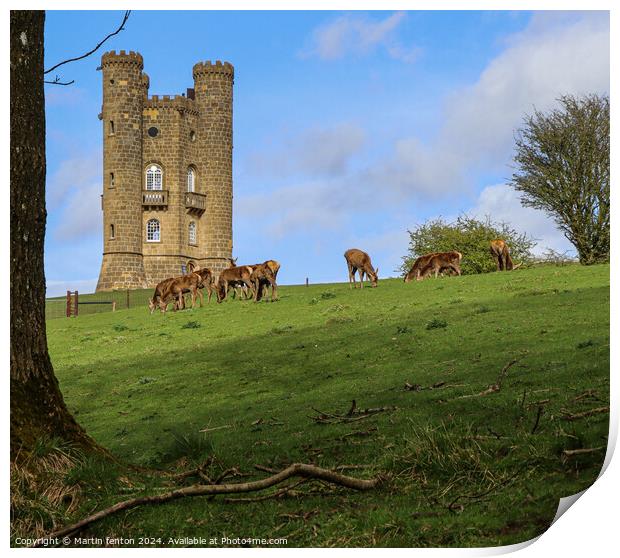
[510,94,610,265]
[399,215,535,276]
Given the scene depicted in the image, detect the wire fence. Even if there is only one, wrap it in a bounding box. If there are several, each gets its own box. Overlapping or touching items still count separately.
[45,288,154,320]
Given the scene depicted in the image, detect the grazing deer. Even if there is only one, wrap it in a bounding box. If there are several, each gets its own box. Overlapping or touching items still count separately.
[417,251,462,280]
[344,248,379,288]
[216,265,254,303]
[489,239,521,271]
[148,266,214,313]
[404,253,440,282]
[248,260,280,299]
[250,262,278,302]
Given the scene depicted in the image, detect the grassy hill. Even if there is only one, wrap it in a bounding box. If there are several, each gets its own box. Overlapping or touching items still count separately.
[40,263,609,547]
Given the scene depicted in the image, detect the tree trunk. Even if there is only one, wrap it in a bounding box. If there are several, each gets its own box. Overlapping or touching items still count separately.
[10,11,96,460]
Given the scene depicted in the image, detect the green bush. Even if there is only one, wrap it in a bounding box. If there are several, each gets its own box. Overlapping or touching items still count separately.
[399,215,535,276]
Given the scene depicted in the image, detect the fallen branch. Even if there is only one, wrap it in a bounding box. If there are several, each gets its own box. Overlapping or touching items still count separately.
[31,463,382,546]
[454,359,518,399]
[404,380,459,392]
[573,389,601,402]
[562,447,605,457]
[560,406,609,421]
[530,406,544,434]
[311,401,397,424]
[223,479,308,503]
[199,424,232,433]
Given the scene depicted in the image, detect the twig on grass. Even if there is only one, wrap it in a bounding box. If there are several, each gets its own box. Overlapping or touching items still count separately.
[31,463,382,547]
[199,424,232,433]
[447,470,520,512]
[454,359,518,399]
[311,401,397,424]
[560,406,609,421]
[562,447,605,457]
[530,406,544,434]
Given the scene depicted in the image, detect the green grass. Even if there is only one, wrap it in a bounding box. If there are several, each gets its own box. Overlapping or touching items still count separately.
[43,264,609,547]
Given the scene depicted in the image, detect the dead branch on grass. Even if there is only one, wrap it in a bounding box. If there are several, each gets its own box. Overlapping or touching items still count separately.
[530,406,544,434]
[199,424,232,433]
[562,447,605,457]
[447,470,520,512]
[31,463,382,546]
[404,380,463,392]
[454,359,518,399]
[223,479,308,503]
[560,406,609,421]
[311,401,397,424]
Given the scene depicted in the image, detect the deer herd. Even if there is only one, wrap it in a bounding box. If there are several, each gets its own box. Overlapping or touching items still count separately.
[148,239,517,313]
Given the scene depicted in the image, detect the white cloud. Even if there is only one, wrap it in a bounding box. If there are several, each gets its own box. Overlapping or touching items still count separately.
[46,151,102,241]
[245,122,366,178]
[369,11,609,199]
[53,181,102,240]
[302,11,419,63]
[240,12,607,264]
[47,151,100,208]
[470,184,575,256]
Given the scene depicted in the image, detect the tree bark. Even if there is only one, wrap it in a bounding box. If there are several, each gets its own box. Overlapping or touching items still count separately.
[10,11,96,459]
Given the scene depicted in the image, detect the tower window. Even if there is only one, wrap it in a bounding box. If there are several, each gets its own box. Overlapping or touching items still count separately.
[148,126,159,138]
[146,219,160,242]
[189,130,196,142]
[109,120,115,135]
[145,165,163,190]
[188,221,197,245]
[187,167,195,192]
[110,224,115,239]
[109,172,115,188]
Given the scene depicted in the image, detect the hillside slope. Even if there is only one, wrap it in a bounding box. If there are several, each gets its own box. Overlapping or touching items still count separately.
[44,264,610,547]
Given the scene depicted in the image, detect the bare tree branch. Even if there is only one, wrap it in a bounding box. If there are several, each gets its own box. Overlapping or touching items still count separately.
[43,75,74,86]
[44,11,131,76]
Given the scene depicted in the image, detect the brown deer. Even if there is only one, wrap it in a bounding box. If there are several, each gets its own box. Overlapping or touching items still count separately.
[248,259,280,299]
[250,262,278,302]
[344,248,379,288]
[216,265,254,303]
[417,251,462,280]
[149,277,178,314]
[148,266,214,313]
[404,253,440,282]
[489,239,517,271]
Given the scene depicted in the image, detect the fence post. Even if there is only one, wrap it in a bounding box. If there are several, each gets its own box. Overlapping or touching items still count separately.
[112,301,116,312]
[66,290,71,318]
[74,291,79,317]
[126,289,130,309]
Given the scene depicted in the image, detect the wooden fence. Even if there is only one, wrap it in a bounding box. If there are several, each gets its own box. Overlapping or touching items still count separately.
[45,288,154,320]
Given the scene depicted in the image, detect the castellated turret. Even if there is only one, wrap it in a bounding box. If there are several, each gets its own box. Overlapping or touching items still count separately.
[96,51,234,291]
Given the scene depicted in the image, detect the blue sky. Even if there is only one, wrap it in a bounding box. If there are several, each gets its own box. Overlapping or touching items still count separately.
[43,10,610,296]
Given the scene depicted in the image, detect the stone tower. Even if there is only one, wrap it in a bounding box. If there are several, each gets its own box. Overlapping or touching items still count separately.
[96,50,234,292]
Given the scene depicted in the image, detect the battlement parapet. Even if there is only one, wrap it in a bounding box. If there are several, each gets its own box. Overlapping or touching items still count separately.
[192,60,234,80]
[102,50,144,70]
[144,94,199,115]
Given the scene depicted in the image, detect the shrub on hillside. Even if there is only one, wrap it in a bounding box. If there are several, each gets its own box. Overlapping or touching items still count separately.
[399,215,535,276]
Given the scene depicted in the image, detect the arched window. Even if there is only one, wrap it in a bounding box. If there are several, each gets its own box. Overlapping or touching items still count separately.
[187,167,195,192]
[188,221,197,245]
[146,219,160,242]
[110,224,115,239]
[146,164,163,190]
